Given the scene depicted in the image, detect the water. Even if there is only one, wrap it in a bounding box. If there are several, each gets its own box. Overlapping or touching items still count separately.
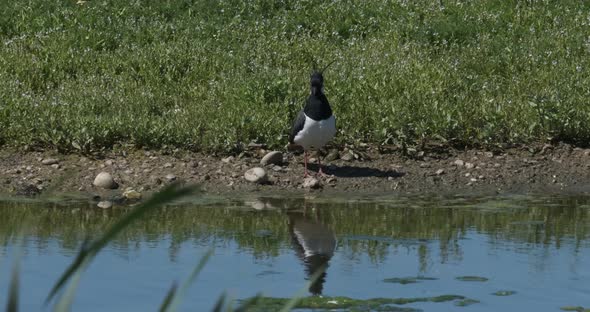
[0,193,589,311]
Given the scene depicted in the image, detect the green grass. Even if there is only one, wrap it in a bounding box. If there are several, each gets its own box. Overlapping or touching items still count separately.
[0,0,589,153]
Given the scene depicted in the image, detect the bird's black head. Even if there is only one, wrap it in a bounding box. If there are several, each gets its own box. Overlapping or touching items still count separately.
[310,72,324,96]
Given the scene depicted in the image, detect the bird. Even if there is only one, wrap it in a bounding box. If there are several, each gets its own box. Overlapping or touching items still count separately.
[289,69,336,177]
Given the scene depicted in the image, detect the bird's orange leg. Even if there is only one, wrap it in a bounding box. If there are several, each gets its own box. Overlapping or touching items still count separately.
[304,151,309,177]
[317,154,327,177]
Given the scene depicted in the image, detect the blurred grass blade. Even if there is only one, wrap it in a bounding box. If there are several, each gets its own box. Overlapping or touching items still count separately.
[278,264,327,312]
[46,183,197,304]
[161,249,214,312]
[53,260,86,312]
[6,252,21,312]
[159,282,179,312]
[7,230,25,312]
[210,291,227,312]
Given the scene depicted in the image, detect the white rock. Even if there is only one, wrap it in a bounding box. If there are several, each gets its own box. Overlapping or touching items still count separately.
[97,201,113,209]
[435,169,445,175]
[465,162,475,169]
[244,167,267,183]
[260,151,283,166]
[303,177,321,189]
[165,174,177,182]
[93,172,117,189]
[41,158,59,165]
[454,159,464,166]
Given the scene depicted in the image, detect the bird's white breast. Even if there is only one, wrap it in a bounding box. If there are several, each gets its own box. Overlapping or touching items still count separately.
[293,114,336,150]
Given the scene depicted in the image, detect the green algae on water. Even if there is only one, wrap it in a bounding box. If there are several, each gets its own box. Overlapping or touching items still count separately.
[492,290,517,296]
[241,295,468,311]
[561,306,590,312]
[454,299,480,307]
[382,276,438,285]
[455,276,489,282]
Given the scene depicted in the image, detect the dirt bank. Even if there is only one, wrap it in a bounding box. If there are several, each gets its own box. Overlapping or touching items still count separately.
[1,143,590,203]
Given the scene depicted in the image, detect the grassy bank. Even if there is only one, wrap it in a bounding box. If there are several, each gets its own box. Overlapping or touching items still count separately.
[1,1,589,153]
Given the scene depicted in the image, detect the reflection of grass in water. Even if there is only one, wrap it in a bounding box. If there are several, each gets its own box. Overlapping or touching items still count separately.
[0,194,589,265]
[383,276,438,285]
[492,290,517,296]
[455,276,489,282]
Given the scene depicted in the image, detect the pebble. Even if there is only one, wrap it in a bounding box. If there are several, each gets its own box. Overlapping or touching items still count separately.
[244,167,268,184]
[484,152,494,158]
[222,156,234,164]
[303,177,321,189]
[123,188,142,200]
[97,201,113,209]
[454,159,465,166]
[260,151,283,166]
[41,158,59,165]
[165,174,177,182]
[164,162,174,168]
[325,149,340,162]
[465,162,475,169]
[272,165,283,172]
[105,160,114,166]
[341,152,354,161]
[51,164,60,169]
[93,172,117,189]
[435,169,445,175]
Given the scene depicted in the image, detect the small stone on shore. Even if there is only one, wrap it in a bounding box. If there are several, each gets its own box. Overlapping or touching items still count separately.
[93,172,117,189]
[465,162,475,169]
[436,169,445,175]
[123,188,142,200]
[303,177,321,189]
[260,151,283,166]
[164,162,174,168]
[454,159,465,167]
[165,174,177,182]
[325,149,340,162]
[41,158,59,165]
[341,152,354,161]
[244,167,267,184]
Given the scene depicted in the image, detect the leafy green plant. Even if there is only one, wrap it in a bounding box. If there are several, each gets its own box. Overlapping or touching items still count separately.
[0,1,589,152]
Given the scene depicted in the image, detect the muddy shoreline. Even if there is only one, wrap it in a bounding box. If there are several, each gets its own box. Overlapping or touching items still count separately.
[1,143,590,204]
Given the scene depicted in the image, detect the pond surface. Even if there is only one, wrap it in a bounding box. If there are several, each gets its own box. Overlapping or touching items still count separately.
[0,193,589,311]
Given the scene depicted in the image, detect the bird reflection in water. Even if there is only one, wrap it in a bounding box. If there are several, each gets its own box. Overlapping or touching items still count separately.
[287,205,337,296]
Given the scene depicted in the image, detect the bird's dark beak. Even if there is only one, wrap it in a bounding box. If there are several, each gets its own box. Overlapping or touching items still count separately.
[311,85,321,96]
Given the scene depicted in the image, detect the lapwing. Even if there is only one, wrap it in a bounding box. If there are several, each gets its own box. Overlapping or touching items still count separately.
[289,69,336,177]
